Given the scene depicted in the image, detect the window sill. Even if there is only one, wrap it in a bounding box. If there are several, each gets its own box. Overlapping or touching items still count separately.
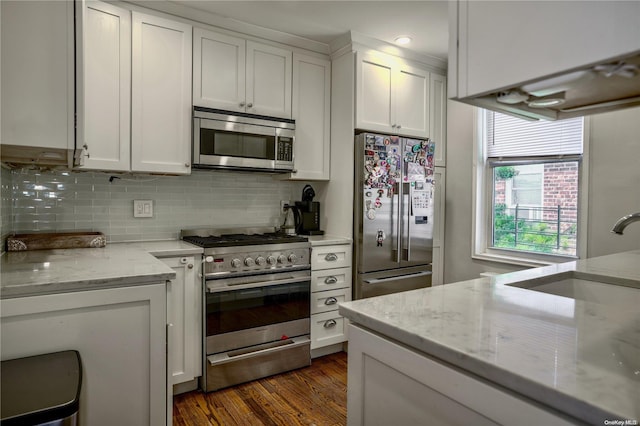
[472,250,579,269]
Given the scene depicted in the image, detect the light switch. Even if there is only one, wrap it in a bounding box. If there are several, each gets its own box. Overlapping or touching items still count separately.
[133,200,153,218]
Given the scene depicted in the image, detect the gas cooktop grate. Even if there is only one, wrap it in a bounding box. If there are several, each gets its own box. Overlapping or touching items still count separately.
[182,233,307,248]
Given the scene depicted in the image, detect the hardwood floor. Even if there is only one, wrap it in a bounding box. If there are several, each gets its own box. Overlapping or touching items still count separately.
[173,352,348,426]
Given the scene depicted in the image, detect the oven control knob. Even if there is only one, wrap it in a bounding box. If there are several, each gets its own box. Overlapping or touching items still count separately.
[244,257,255,267]
[288,253,298,263]
[255,256,266,266]
[277,255,288,264]
[266,256,277,265]
[231,258,242,268]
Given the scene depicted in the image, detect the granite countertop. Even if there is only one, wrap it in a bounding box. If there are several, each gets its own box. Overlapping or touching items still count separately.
[339,250,640,424]
[0,240,203,299]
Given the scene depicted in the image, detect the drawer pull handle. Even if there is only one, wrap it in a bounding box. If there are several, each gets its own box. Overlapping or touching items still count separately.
[324,276,338,284]
[324,253,338,262]
[325,297,338,305]
[323,319,337,328]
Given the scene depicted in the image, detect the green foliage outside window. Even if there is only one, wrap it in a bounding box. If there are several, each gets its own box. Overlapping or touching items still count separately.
[494,166,518,180]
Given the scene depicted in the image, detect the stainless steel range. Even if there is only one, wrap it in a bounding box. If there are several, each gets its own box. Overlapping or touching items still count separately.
[180,227,311,392]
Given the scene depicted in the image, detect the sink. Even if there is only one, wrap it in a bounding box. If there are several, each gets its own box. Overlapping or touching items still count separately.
[506,271,640,307]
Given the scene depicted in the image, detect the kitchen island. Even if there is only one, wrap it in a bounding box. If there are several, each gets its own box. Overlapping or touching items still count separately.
[339,250,640,425]
[0,241,201,426]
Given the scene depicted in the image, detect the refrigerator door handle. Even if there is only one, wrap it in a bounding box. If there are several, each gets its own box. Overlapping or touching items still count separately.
[363,271,432,285]
[394,182,401,263]
[406,184,411,261]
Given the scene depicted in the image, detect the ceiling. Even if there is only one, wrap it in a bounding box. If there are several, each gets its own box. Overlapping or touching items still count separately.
[169,1,450,60]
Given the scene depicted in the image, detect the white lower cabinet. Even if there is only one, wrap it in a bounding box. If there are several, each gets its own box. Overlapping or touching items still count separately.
[160,256,201,390]
[0,284,167,426]
[310,242,352,355]
[347,324,577,426]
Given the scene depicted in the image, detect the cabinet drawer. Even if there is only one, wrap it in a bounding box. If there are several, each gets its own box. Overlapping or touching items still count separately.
[311,244,352,270]
[311,287,351,315]
[311,267,351,292]
[310,311,348,349]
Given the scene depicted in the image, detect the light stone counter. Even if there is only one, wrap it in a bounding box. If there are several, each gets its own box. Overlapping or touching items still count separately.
[339,250,640,424]
[117,240,204,257]
[1,244,181,299]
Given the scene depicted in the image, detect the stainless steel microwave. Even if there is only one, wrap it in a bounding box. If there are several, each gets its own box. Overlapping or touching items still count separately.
[192,107,295,172]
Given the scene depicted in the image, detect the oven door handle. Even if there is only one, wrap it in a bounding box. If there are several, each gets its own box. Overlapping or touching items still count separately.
[207,336,311,366]
[207,274,310,293]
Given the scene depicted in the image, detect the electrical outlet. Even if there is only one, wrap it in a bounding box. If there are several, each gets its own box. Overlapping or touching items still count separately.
[281,200,290,212]
[133,200,153,218]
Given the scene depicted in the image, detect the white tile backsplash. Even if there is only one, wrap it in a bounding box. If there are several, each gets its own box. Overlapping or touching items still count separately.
[5,169,304,242]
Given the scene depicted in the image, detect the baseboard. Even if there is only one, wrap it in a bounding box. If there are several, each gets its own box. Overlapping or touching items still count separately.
[173,378,199,395]
[311,342,347,359]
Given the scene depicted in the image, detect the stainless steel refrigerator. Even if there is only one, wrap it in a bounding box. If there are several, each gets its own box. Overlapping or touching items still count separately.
[354,133,435,299]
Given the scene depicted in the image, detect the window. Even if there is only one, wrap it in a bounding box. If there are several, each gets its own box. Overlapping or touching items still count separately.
[473,109,588,266]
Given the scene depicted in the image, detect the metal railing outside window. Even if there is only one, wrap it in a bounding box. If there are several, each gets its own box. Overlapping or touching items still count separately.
[492,205,578,256]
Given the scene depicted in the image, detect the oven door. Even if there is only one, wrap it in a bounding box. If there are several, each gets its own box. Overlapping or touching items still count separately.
[205,270,310,355]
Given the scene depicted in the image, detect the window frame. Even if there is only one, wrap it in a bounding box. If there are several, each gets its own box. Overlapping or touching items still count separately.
[472,108,590,267]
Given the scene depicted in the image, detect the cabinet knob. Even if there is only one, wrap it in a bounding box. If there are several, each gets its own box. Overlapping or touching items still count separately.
[323,319,337,328]
[324,253,338,262]
[325,297,338,305]
[247,102,253,108]
[324,276,338,284]
[185,163,190,168]
[391,124,396,128]
[188,264,194,269]
[396,124,402,129]
[239,102,246,107]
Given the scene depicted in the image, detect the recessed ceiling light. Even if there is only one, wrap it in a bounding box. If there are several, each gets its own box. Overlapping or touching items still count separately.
[394,36,412,45]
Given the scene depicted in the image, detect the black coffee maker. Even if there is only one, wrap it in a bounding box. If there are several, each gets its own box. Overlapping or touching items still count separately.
[294,185,324,235]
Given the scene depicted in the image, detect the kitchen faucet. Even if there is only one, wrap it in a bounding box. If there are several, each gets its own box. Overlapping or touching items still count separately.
[611,212,640,234]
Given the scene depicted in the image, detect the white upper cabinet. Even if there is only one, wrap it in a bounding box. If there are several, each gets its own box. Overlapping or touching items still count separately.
[194,28,292,119]
[429,74,447,167]
[76,0,131,171]
[246,41,292,118]
[131,12,192,174]
[449,0,640,99]
[77,1,192,174]
[288,53,331,181]
[356,52,430,139]
[1,0,74,150]
[193,30,246,114]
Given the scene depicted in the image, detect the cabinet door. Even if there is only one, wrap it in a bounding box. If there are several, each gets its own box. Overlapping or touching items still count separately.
[395,64,430,138]
[162,256,199,386]
[131,12,192,175]
[454,1,640,98]
[76,0,131,171]
[1,284,167,426]
[356,52,394,133]
[1,1,74,150]
[430,74,447,166]
[246,41,292,118]
[290,53,331,180]
[193,28,246,113]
